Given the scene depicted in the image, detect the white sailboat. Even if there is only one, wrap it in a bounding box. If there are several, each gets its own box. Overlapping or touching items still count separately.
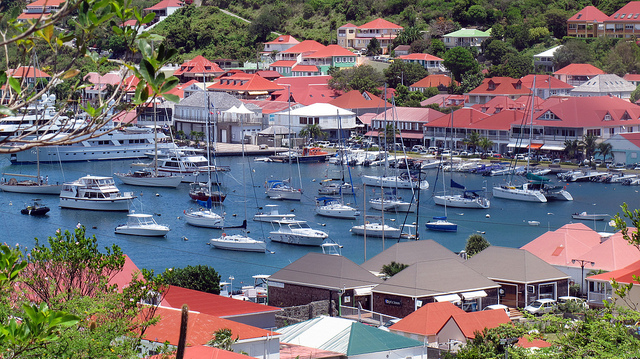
[427,117,457,232]
[253,204,296,222]
[115,213,170,237]
[350,220,402,238]
[434,179,490,209]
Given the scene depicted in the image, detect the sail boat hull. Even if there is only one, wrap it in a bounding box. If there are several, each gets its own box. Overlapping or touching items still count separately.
[425,218,458,232]
[492,185,547,202]
[184,209,225,228]
[0,182,62,194]
[114,172,182,188]
[315,202,359,219]
[434,194,490,209]
[362,175,429,190]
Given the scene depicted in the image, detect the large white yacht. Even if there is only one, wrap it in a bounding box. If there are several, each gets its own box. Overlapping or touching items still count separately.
[269,219,328,246]
[156,152,230,183]
[59,175,136,211]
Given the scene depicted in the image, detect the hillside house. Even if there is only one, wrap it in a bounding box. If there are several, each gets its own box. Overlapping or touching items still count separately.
[553,63,605,87]
[173,55,224,82]
[397,53,445,73]
[269,103,357,140]
[533,46,563,73]
[337,18,403,54]
[570,73,636,99]
[443,28,491,51]
[410,75,459,93]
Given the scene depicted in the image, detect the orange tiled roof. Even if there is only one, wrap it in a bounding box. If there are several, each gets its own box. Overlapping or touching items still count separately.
[588,259,640,284]
[358,18,403,30]
[304,44,355,58]
[553,63,605,76]
[146,345,249,359]
[145,0,183,11]
[7,66,50,78]
[269,60,297,68]
[521,223,606,267]
[467,77,531,96]
[398,53,443,61]
[624,73,640,81]
[389,301,465,336]
[26,0,65,7]
[425,108,491,129]
[520,75,573,90]
[292,65,319,72]
[567,5,608,22]
[208,73,283,92]
[281,40,326,54]
[173,55,223,76]
[533,96,640,128]
[608,2,640,22]
[17,12,52,20]
[329,89,387,109]
[410,74,458,88]
[448,310,511,339]
[273,76,340,105]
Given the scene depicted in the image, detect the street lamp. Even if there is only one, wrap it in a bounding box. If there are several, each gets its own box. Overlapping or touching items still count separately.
[229,276,235,296]
[572,259,595,295]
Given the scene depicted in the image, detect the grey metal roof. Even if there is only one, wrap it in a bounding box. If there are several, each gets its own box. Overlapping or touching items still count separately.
[464,246,570,283]
[571,74,636,93]
[269,253,383,290]
[372,258,499,298]
[176,91,261,112]
[360,240,462,273]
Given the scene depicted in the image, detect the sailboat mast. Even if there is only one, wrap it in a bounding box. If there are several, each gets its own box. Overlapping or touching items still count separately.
[205,73,213,194]
[153,98,158,175]
[527,75,536,171]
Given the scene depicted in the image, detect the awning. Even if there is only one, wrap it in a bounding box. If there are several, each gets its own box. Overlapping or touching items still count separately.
[507,142,527,148]
[527,143,543,149]
[461,290,487,300]
[434,294,461,303]
[541,144,565,151]
[354,287,372,296]
[248,91,269,96]
[399,132,424,139]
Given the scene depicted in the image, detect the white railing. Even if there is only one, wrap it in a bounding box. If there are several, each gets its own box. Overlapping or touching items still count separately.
[340,305,398,326]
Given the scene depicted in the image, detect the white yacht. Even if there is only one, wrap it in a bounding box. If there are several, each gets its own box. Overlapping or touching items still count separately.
[115,213,170,236]
[209,233,267,252]
[253,204,296,223]
[350,222,402,238]
[269,219,328,246]
[156,153,230,183]
[114,168,183,188]
[434,192,490,209]
[492,182,547,203]
[361,174,429,190]
[59,175,136,211]
[265,180,302,201]
[315,197,359,219]
[369,195,416,212]
[183,208,224,228]
[0,174,62,194]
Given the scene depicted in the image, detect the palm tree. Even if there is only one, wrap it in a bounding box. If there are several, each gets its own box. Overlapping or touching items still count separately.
[564,139,583,161]
[381,261,408,278]
[299,124,326,144]
[207,328,238,351]
[478,137,494,157]
[581,134,598,166]
[463,131,481,152]
[596,142,613,164]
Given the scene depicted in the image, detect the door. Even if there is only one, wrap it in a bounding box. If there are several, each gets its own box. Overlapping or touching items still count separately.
[221,129,227,143]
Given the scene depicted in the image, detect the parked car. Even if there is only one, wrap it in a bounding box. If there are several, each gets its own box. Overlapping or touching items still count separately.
[552,159,561,164]
[558,296,588,309]
[539,156,551,162]
[460,151,470,156]
[411,145,425,152]
[524,298,557,316]
[483,304,510,317]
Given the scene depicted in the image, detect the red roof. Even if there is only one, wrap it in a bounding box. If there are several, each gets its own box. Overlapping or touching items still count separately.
[448,310,511,339]
[108,255,143,290]
[521,223,604,267]
[147,346,249,359]
[281,40,326,54]
[420,94,467,107]
[242,100,293,115]
[410,74,458,89]
[279,343,345,359]
[273,76,341,105]
[389,301,465,336]
[17,12,52,20]
[26,0,65,7]
[372,106,445,123]
[620,133,640,148]
[145,0,183,11]
[338,22,358,28]
[398,53,443,61]
[173,55,223,76]
[533,96,640,128]
[112,110,138,124]
[329,90,387,109]
[292,65,319,72]
[304,44,355,58]
[567,5,609,22]
[161,285,281,318]
[472,96,521,114]
[553,63,605,76]
[208,73,284,92]
[425,108,490,129]
[269,60,297,68]
[624,74,640,82]
[578,230,640,271]
[520,75,573,90]
[588,259,640,284]
[358,18,403,30]
[7,66,50,78]
[512,95,545,110]
[84,72,122,86]
[142,306,277,346]
[264,35,299,45]
[256,70,282,79]
[608,2,640,22]
[467,77,531,96]
[516,335,552,349]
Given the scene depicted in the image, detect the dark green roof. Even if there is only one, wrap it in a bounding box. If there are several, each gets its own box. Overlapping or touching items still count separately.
[346,322,423,356]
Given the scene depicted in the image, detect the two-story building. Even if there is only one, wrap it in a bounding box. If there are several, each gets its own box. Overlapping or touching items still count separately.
[269,41,356,76]
[566,6,608,38]
[337,18,403,54]
[443,28,491,51]
[567,2,640,38]
[269,103,357,140]
[17,0,65,22]
[533,46,563,73]
[261,35,300,61]
[465,77,532,106]
[570,73,636,99]
[173,55,224,82]
[553,63,605,87]
[397,53,446,73]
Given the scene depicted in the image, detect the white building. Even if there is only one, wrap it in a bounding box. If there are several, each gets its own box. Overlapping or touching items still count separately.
[269,103,357,141]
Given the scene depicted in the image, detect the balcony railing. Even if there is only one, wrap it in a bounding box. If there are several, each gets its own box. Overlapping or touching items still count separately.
[340,305,398,327]
[587,291,611,305]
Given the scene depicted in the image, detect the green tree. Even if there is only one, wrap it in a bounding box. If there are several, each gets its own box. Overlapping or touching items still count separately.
[478,137,494,155]
[466,5,487,25]
[367,38,381,56]
[429,39,446,58]
[383,61,428,89]
[459,70,485,94]
[603,40,640,76]
[554,40,594,70]
[207,328,239,351]
[564,139,583,160]
[545,8,569,39]
[596,142,613,163]
[464,233,490,257]
[582,134,598,166]
[299,123,327,143]
[484,39,516,66]
[378,123,399,148]
[454,324,530,358]
[394,26,423,46]
[381,261,409,278]
[489,52,533,78]
[328,65,385,93]
[463,131,481,152]
[443,47,479,82]
[632,84,640,103]
[162,265,221,294]
[248,4,290,42]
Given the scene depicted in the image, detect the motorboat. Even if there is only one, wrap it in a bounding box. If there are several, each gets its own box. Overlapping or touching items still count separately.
[265,180,302,201]
[114,168,183,188]
[20,199,50,215]
[369,195,416,213]
[0,173,62,194]
[318,180,353,195]
[525,173,573,201]
[269,219,328,246]
[425,216,458,232]
[361,173,429,190]
[253,204,295,223]
[315,197,359,219]
[350,222,402,238]
[289,147,330,163]
[184,208,225,228]
[209,233,266,252]
[114,213,170,236]
[492,182,547,203]
[156,153,230,183]
[59,175,136,211]
[188,182,226,203]
[571,212,609,221]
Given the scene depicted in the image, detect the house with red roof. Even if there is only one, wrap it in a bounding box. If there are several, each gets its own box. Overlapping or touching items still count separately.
[623,73,640,87]
[161,285,282,329]
[420,94,467,108]
[586,259,640,308]
[397,53,445,73]
[337,18,403,54]
[328,90,387,116]
[140,306,280,359]
[2,66,51,100]
[522,223,640,295]
[520,75,573,99]
[17,0,65,22]
[409,74,458,93]
[262,35,300,59]
[143,0,183,23]
[465,77,533,106]
[423,108,493,150]
[566,6,609,37]
[173,55,224,82]
[389,301,510,351]
[553,63,605,87]
[533,46,563,73]
[272,76,341,105]
[364,107,445,147]
[83,72,123,100]
[270,41,356,76]
[602,1,640,37]
[208,73,284,100]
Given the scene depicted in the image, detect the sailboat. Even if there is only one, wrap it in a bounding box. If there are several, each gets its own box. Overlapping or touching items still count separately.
[114,100,182,188]
[426,116,457,232]
[492,76,548,203]
[209,104,266,252]
[434,179,490,209]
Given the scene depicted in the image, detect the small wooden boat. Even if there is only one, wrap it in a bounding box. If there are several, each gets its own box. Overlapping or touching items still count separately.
[571,212,609,221]
[21,199,50,215]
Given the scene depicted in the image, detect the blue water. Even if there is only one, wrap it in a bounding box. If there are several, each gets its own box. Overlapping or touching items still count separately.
[1,155,636,291]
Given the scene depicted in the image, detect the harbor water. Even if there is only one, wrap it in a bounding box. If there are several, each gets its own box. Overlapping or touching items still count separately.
[1,154,636,292]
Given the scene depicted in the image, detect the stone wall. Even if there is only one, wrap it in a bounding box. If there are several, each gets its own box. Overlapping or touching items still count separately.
[275,299,337,328]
